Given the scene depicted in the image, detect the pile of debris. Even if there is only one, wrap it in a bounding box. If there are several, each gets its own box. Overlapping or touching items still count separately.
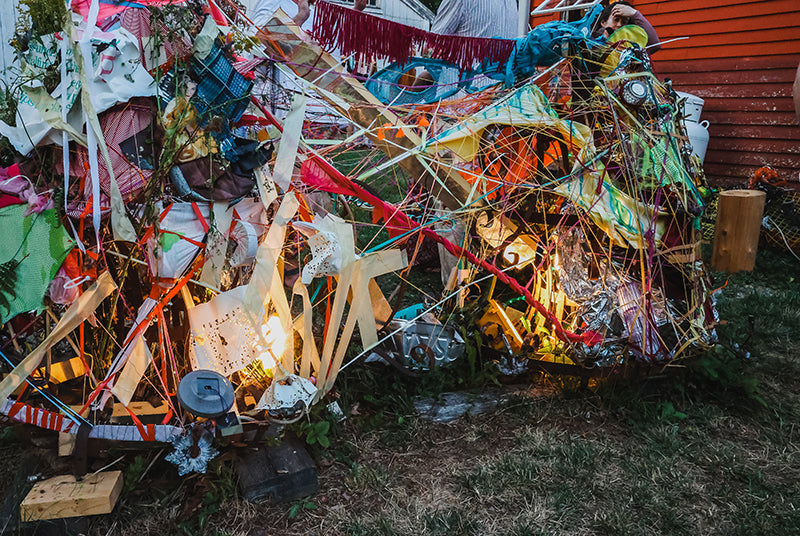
[0,0,716,498]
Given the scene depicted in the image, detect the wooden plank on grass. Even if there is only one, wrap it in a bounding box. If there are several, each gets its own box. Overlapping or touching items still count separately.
[20,471,123,521]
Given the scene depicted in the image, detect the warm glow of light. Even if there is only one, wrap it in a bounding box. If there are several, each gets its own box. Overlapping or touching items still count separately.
[258,316,287,369]
[504,242,534,266]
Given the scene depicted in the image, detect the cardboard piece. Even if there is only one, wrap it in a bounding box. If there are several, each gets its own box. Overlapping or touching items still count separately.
[243,192,300,373]
[272,94,307,190]
[292,281,321,379]
[199,202,235,288]
[58,433,76,457]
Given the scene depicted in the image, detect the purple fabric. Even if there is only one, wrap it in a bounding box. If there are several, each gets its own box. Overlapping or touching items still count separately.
[631,11,660,53]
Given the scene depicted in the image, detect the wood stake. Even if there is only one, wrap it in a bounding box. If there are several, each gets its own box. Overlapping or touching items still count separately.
[712,190,766,272]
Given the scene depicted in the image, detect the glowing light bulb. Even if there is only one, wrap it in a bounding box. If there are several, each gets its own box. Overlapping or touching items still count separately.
[259,316,286,369]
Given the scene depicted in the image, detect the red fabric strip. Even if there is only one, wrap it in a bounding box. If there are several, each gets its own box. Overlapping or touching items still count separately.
[311,0,516,71]
[124,404,156,441]
[299,152,600,346]
[0,195,23,209]
[191,202,211,233]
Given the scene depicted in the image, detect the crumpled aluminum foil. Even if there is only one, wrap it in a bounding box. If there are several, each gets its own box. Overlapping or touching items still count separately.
[378,320,465,370]
[165,428,219,476]
[556,228,677,364]
[556,229,599,302]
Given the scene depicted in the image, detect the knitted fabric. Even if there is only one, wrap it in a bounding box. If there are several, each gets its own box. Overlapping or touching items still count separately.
[0,206,75,324]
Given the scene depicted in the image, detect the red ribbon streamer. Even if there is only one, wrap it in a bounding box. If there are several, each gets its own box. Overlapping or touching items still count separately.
[299,159,601,347]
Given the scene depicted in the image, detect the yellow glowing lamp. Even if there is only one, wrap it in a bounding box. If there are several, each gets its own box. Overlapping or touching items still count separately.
[477,300,526,353]
[257,316,287,370]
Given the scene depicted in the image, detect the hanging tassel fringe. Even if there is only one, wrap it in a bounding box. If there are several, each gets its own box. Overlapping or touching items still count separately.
[311,0,516,71]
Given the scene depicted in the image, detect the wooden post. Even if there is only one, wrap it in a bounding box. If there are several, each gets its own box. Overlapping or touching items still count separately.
[711,190,766,272]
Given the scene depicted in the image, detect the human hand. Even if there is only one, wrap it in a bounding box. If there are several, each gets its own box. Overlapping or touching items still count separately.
[610,3,638,20]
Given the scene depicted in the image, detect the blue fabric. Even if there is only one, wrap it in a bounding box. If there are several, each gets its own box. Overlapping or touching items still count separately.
[365,6,604,104]
[507,4,604,84]
[366,58,473,105]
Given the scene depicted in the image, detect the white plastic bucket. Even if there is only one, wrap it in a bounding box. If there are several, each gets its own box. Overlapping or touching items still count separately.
[676,91,705,123]
[685,119,710,163]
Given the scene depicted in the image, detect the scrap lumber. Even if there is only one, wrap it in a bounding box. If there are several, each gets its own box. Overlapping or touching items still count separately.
[20,471,123,521]
[33,356,86,384]
[110,401,169,424]
[58,433,76,457]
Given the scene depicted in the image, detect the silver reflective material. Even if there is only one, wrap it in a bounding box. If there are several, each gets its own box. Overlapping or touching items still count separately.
[390,321,466,370]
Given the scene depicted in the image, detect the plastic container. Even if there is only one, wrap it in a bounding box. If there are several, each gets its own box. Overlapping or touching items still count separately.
[685,119,710,163]
[676,91,705,123]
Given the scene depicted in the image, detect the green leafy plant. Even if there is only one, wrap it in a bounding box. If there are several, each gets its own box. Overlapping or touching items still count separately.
[177,462,238,533]
[691,345,767,407]
[196,488,222,531]
[123,454,149,494]
[658,401,687,423]
[299,420,331,448]
[17,0,68,39]
[287,499,318,520]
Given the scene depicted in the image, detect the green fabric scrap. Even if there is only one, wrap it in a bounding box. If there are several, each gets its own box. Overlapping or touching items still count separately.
[629,130,704,211]
[0,205,75,324]
[631,132,688,188]
[159,232,181,253]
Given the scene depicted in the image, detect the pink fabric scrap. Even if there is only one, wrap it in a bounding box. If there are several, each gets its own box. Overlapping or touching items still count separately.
[0,165,53,215]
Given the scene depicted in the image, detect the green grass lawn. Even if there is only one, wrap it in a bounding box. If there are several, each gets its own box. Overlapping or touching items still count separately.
[64,247,800,536]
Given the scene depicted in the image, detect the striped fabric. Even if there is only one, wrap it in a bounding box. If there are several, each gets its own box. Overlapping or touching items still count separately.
[120,7,192,71]
[430,0,518,39]
[67,99,155,212]
[233,56,267,76]
[2,399,75,433]
[0,398,183,441]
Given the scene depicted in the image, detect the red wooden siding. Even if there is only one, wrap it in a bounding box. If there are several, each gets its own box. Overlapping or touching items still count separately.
[637,0,800,187]
[528,0,800,187]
